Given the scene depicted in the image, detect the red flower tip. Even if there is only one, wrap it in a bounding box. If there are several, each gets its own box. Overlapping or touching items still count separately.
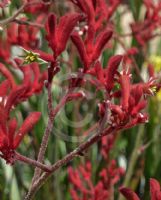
[5,86,28,116]
[47,14,56,35]
[56,13,83,56]
[91,30,113,62]
[119,187,140,200]
[0,63,16,89]
[120,74,131,111]
[106,55,123,92]
[71,32,88,69]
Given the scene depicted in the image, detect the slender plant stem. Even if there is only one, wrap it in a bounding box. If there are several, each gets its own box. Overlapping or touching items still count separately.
[118,125,145,200]
[31,82,53,184]
[24,124,119,200]
[0,1,42,26]
[25,92,109,199]
[15,152,52,172]
[12,19,44,28]
[31,87,70,184]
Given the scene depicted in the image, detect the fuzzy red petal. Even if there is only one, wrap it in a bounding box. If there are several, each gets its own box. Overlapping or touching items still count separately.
[71,32,89,69]
[56,13,82,56]
[13,112,41,148]
[0,63,16,89]
[91,30,113,62]
[106,55,122,92]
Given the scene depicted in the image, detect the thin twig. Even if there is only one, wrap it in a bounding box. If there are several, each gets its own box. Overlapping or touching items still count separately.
[0,1,42,26]
[15,152,52,172]
[24,125,118,200]
[31,87,71,184]
[12,19,44,28]
[0,3,27,26]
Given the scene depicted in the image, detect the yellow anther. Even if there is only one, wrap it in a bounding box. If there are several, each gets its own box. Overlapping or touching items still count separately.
[24,51,38,64]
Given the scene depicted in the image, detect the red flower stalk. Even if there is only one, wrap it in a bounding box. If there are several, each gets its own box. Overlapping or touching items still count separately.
[0,112,41,164]
[0,60,44,164]
[71,30,113,70]
[46,13,82,58]
[96,56,158,129]
[130,0,161,46]
[69,160,124,200]
[7,18,42,49]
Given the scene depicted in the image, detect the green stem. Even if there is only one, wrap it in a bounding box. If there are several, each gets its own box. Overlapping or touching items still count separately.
[118,125,145,200]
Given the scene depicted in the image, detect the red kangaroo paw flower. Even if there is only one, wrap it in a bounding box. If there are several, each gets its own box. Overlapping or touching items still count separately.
[130,84,143,105]
[120,74,131,111]
[20,65,33,88]
[110,104,125,121]
[71,32,89,69]
[14,112,41,149]
[18,24,29,47]
[119,187,140,200]
[91,30,113,62]
[31,63,41,92]
[131,100,147,117]
[76,0,95,23]
[5,86,28,116]
[106,55,123,92]
[94,61,105,84]
[45,13,57,50]
[56,13,82,56]
[0,63,16,89]
[46,13,82,57]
